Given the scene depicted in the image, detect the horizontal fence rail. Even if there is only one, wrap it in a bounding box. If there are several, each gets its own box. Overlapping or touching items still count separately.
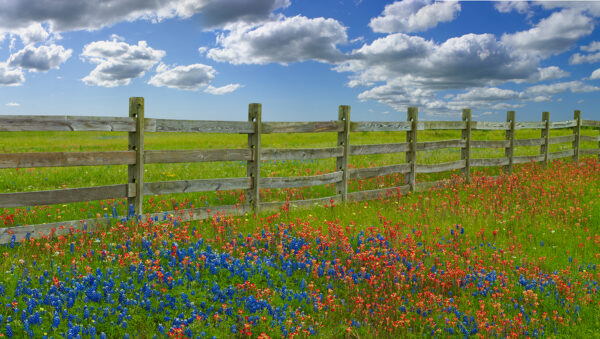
[144,149,252,164]
[0,115,135,132]
[150,119,254,133]
[0,151,136,168]
[0,184,133,208]
[1,98,599,243]
[262,147,343,160]
[261,172,343,189]
[144,177,252,195]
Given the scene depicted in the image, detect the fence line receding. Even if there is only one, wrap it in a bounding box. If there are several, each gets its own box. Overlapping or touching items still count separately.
[0,97,599,243]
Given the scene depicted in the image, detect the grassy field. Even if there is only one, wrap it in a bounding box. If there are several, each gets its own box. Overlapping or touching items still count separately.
[0,127,598,225]
[0,128,599,338]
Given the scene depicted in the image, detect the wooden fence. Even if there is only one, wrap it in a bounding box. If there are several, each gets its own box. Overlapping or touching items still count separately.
[0,97,599,243]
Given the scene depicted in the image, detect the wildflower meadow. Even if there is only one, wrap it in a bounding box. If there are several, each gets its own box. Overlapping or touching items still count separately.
[0,130,599,338]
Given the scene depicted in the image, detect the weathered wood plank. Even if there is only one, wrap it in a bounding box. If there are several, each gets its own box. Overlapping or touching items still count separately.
[513,137,545,147]
[0,184,129,208]
[471,140,510,148]
[350,121,411,132]
[514,121,546,130]
[146,204,252,224]
[582,120,600,128]
[462,109,472,183]
[580,135,600,142]
[471,158,509,167]
[349,163,411,180]
[548,135,575,144]
[262,147,343,160]
[548,149,574,160]
[152,119,254,133]
[260,195,342,210]
[414,179,451,192]
[472,121,510,130]
[550,120,577,129]
[415,160,465,174]
[144,177,251,195]
[350,143,409,155]
[336,106,351,202]
[513,154,545,164]
[581,148,600,155]
[143,118,157,132]
[145,149,252,163]
[421,121,466,130]
[504,111,515,174]
[247,104,262,213]
[573,111,581,162]
[260,172,342,189]
[0,151,135,168]
[541,112,550,167]
[262,121,343,134]
[127,183,136,198]
[0,115,135,132]
[416,139,465,151]
[0,218,104,244]
[348,185,410,202]
[128,97,144,215]
[406,108,418,190]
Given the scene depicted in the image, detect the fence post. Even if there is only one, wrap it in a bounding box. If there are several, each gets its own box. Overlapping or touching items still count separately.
[504,111,515,174]
[128,97,145,216]
[461,109,471,183]
[541,112,550,168]
[405,107,418,191]
[247,103,262,214]
[336,105,351,202]
[573,110,581,163]
[504,111,515,175]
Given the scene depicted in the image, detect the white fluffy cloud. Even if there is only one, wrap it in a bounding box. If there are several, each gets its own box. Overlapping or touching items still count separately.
[8,44,72,72]
[442,81,600,113]
[0,63,25,86]
[207,15,348,65]
[334,29,581,114]
[494,1,531,15]
[204,84,241,95]
[444,87,526,112]
[496,1,600,18]
[453,87,521,102]
[194,0,290,29]
[81,40,165,87]
[0,0,289,35]
[570,42,600,65]
[531,66,569,82]
[356,80,445,112]
[501,9,594,57]
[149,63,213,90]
[148,63,241,93]
[5,102,20,106]
[369,0,461,33]
[537,1,600,17]
[581,41,600,52]
[13,23,51,45]
[570,52,600,65]
[349,4,596,114]
[337,33,538,90]
[525,81,600,95]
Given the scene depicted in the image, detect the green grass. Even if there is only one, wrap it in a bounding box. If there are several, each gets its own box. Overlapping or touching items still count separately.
[1,127,598,227]
[0,127,599,337]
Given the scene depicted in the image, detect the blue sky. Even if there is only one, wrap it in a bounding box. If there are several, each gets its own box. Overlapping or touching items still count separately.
[1,0,600,122]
